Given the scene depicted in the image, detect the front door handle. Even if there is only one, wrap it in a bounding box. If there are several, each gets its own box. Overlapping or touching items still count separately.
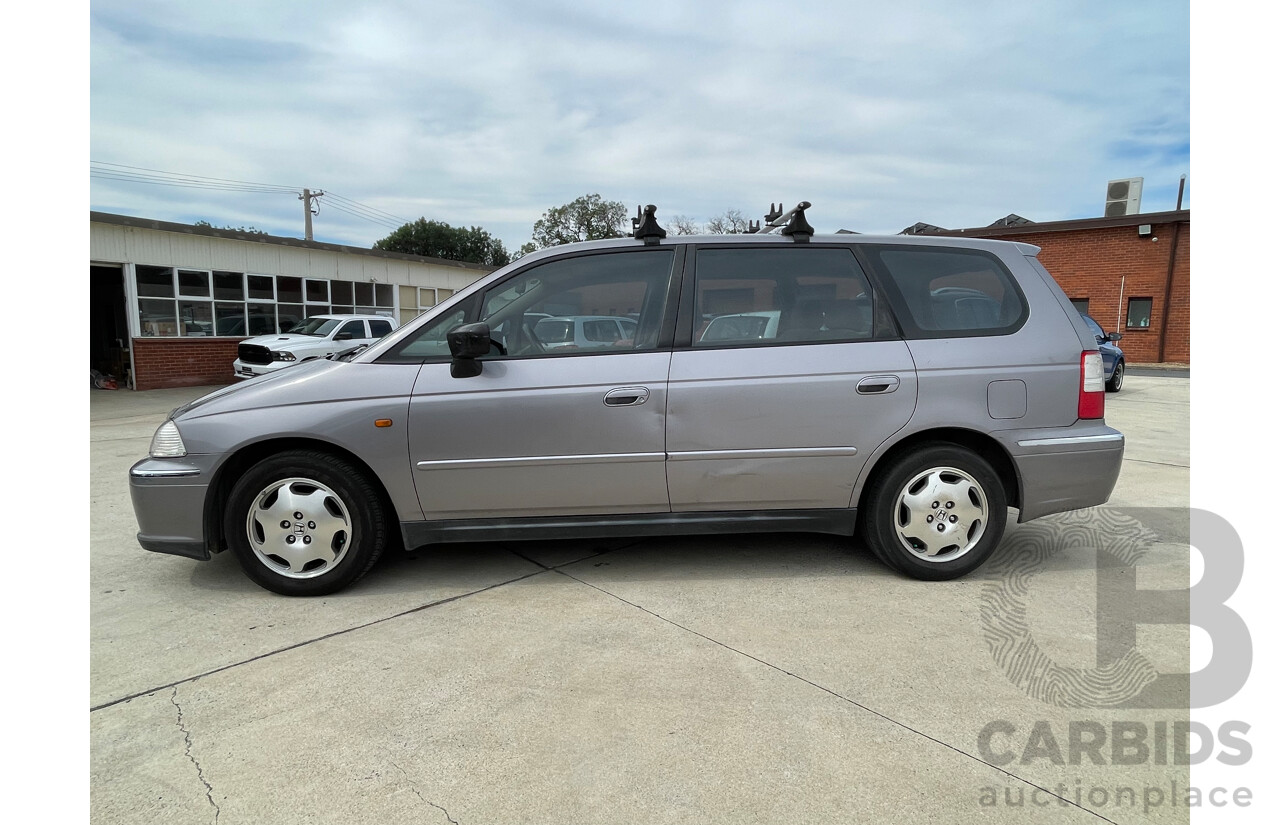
[856,375,900,395]
[604,387,650,406]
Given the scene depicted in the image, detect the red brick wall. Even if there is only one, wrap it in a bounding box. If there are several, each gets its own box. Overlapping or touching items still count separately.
[1017,222,1190,364]
[132,338,243,390]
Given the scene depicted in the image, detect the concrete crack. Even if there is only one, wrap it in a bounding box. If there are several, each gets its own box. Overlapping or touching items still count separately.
[171,687,221,824]
[390,761,458,824]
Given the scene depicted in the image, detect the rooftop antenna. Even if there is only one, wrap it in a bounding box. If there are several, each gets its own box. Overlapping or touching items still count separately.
[631,204,667,245]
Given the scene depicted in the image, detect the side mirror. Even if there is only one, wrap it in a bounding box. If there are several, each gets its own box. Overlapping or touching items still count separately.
[447,322,490,378]
[335,332,354,341]
[1107,331,1123,342]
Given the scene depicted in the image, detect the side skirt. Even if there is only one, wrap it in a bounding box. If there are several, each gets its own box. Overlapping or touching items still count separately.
[401,508,858,549]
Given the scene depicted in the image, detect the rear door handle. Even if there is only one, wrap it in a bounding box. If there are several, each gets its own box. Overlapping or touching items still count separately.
[856,375,900,395]
[604,387,650,406]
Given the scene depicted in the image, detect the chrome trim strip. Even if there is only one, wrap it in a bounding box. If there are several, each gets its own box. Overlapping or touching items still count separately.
[668,447,858,461]
[1016,434,1125,448]
[416,452,666,471]
[130,468,202,478]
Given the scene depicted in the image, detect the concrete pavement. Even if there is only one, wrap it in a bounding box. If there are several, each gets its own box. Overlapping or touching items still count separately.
[90,377,1191,824]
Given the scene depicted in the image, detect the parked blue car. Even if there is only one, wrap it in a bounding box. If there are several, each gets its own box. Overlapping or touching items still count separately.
[1081,314,1125,392]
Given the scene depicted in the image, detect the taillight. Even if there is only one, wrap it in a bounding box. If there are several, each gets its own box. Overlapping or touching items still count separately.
[1079,351,1105,419]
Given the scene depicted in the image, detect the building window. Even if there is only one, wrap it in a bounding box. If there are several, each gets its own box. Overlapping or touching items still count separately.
[398,285,456,326]
[1126,297,1153,329]
[132,268,401,338]
[177,269,211,297]
[1070,298,1089,314]
[331,281,355,314]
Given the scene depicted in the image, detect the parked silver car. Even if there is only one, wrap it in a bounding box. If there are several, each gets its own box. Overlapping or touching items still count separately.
[131,212,1123,595]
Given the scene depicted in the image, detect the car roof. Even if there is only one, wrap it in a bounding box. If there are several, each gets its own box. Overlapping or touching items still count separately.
[509,232,1042,267]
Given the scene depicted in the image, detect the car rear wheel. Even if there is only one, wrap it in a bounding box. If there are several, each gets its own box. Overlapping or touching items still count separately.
[861,444,1007,580]
[1106,360,1124,392]
[225,450,388,596]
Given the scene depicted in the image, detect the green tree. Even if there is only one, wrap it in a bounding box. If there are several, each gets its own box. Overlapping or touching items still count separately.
[194,220,267,235]
[527,194,629,249]
[373,219,511,267]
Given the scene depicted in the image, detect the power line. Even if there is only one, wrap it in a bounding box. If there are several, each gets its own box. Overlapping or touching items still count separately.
[321,199,402,231]
[90,162,299,192]
[90,161,414,231]
[324,191,412,226]
[89,170,289,195]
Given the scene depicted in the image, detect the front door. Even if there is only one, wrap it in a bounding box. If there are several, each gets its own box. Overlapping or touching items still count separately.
[403,248,680,520]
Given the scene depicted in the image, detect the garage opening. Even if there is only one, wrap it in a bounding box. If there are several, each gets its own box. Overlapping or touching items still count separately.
[90,264,131,388]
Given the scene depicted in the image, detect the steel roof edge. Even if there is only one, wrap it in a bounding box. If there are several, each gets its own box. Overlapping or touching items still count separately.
[922,209,1190,238]
[90,211,497,272]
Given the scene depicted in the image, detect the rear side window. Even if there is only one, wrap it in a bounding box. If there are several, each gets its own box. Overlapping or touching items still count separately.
[368,319,393,337]
[864,245,1027,338]
[691,247,876,346]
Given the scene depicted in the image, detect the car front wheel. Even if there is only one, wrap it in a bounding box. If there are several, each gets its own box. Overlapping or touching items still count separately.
[861,444,1008,580]
[224,450,388,596]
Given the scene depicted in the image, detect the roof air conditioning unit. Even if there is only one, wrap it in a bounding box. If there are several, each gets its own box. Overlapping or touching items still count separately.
[1105,177,1143,217]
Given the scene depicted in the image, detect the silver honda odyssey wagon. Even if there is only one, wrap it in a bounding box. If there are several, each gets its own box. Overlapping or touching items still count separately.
[130,205,1123,596]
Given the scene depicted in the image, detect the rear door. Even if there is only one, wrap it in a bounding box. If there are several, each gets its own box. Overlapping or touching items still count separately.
[666,245,918,512]
[401,248,681,520]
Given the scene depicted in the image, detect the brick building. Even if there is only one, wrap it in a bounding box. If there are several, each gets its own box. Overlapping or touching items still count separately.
[90,212,494,390]
[908,210,1190,364]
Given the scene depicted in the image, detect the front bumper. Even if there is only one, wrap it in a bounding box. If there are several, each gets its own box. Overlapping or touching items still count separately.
[994,421,1125,522]
[129,455,219,560]
[231,358,292,380]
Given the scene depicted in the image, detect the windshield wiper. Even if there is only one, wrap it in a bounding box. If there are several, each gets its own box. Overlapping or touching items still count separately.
[329,343,369,362]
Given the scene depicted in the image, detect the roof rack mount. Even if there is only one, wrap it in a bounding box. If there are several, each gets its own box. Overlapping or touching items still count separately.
[631,204,667,245]
[751,201,814,242]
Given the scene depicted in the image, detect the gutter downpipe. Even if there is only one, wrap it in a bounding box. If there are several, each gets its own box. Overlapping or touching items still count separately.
[1157,176,1188,363]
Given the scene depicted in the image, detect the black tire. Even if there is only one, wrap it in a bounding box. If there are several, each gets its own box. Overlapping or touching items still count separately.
[860,444,1007,580]
[224,450,388,596]
[1106,360,1124,392]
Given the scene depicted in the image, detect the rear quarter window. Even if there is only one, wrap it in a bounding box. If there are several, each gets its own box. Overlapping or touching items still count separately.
[864,245,1027,338]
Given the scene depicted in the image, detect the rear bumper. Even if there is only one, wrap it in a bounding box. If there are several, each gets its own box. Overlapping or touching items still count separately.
[994,422,1125,522]
[129,456,217,560]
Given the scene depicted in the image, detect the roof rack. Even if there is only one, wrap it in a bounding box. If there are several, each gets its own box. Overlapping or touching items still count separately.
[631,204,667,245]
[750,201,814,242]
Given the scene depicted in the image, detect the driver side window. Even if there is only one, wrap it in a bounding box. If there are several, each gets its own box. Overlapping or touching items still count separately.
[386,308,467,360]
[479,250,675,358]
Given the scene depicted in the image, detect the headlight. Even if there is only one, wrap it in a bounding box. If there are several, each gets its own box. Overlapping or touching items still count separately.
[271,351,297,362]
[149,420,188,457]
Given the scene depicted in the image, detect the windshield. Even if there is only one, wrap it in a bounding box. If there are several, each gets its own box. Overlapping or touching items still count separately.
[534,319,574,343]
[287,317,342,336]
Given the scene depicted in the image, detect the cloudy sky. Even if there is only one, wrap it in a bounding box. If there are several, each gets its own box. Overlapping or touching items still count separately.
[89,0,1189,253]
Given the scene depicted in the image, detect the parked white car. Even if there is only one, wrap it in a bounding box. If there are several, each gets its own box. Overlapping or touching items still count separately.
[233,314,397,379]
[533,315,637,350]
[698,310,781,343]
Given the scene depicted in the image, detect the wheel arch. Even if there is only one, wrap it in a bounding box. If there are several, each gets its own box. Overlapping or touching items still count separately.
[856,427,1020,515]
[204,437,403,556]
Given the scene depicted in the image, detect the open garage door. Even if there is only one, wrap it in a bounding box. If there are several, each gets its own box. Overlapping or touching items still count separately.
[90,264,131,388]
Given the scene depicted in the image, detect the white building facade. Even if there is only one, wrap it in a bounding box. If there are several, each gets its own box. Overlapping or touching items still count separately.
[90,213,492,389]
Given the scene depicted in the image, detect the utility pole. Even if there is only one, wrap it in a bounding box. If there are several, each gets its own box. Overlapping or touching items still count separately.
[300,188,324,241]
